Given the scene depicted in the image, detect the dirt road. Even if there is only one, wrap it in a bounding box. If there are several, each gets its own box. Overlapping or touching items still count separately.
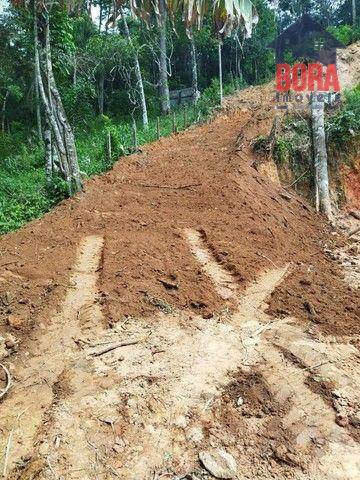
[0,80,359,479]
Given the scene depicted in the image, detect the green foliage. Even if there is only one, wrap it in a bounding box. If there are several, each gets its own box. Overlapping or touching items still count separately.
[240,0,277,84]
[0,82,231,234]
[327,24,360,45]
[273,138,293,165]
[0,143,55,233]
[62,78,96,125]
[327,85,360,154]
[251,135,268,154]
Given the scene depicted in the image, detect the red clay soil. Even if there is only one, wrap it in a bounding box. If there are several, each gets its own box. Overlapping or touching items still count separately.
[0,83,359,345]
[341,158,360,211]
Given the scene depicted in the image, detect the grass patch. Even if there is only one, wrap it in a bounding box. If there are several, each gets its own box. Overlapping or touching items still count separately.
[0,79,240,234]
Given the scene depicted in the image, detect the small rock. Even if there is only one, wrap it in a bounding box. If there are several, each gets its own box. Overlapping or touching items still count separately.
[113,436,126,453]
[7,314,24,330]
[1,291,11,306]
[174,415,188,429]
[304,301,316,316]
[280,192,292,201]
[186,426,204,444]
[199,449,237,479]
[5,335,17,350]
[158,277,179,290]
[21,454,32,463]
[99,416,117,427]
[236,396,244,407]
[335,414,349,427]
[349,411,360,428]
[190,300,207,309]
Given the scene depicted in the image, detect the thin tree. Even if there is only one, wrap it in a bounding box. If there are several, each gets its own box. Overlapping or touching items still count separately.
[119,0,257,110]
[218,42,223,105]
[157,0,170,114]
[189,32,200,103]
[120,6,149,127]
[352,0,357,26]
[18,0,83,193]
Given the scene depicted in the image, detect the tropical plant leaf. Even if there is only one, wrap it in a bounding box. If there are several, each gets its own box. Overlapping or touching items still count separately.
[113,0,257,39]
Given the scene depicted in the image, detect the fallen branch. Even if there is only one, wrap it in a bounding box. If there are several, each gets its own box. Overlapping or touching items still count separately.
[256,252,279,269]
[0,363,11,400]
[285,169,309,188]
[349,211,360,221]
[90,339,140,357]
[87,439,120,478]
[2,407,29,478]
[134,182,201,190]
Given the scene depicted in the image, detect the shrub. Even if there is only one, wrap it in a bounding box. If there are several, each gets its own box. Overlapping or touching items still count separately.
[327,86,360,153]
[327,25,360,46]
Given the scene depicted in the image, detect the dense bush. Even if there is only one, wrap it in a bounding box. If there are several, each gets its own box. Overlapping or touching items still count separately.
[327,25,360,45]
[327,85,360,153]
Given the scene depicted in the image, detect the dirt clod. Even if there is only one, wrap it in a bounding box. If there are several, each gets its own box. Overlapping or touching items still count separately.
[199,449,237,479]
[7,314,24,329]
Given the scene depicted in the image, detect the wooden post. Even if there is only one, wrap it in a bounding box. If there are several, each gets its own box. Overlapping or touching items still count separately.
[107,132,112,162]
[132,119,138,152]
[172,111,177,133]
[156,116,160,140]
[183,107,187,129]
[230,70,235,91]
[218,42,223,106]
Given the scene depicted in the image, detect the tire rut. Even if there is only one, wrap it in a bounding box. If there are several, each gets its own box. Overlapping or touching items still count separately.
[185,228,360,479]
[0,235,104,477]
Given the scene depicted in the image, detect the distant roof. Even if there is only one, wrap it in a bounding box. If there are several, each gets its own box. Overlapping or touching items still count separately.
[268,14,345,50]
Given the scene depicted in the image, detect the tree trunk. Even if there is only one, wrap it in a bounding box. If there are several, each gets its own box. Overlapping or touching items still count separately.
[158,0,170,115]
[189,34,200,103]
[352,0,357,26]
[121,8,149,129]
[34,2,82,193]
[44,10,82,192]
[311,93,333,220]
[218,43,223,106]
[35,23,68,184]
[98,73,104,115]
[34,71,42,140]
[43,117,52,186]
[1,90,9,133]
[73,52,77,86]
[99,2,103,32]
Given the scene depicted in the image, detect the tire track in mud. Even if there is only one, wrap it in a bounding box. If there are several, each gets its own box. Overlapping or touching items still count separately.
[0,235,104,478]
[185,228,360,479]
[2,230,359,479]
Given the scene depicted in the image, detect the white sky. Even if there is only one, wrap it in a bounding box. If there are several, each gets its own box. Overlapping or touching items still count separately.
[0,1,100,24]
[0,0,7,14]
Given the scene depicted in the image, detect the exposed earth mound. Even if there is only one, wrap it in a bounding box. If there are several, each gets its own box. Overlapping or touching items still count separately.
[0,71,359,478]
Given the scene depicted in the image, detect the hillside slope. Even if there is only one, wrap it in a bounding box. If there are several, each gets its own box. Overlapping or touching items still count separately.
[0,79,359,479]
